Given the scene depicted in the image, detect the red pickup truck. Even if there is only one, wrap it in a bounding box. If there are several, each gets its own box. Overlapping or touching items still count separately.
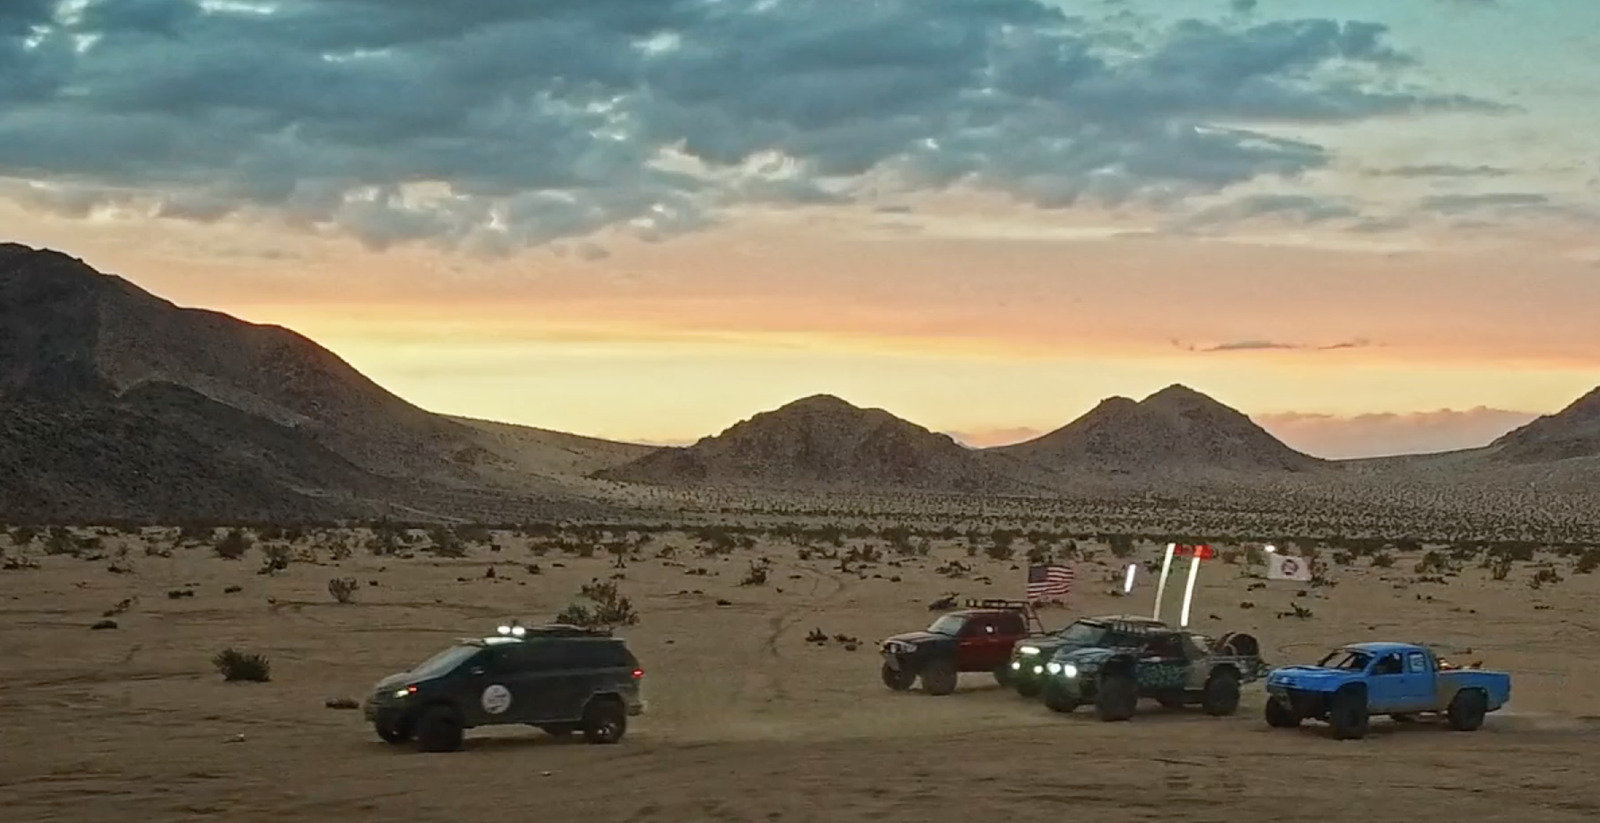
[878,599,1048,695]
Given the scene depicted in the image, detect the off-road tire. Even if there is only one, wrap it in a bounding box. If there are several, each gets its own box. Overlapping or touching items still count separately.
[1264,696,1301,728]
[1095,672,1138,721]
[1015,676,1042,698]
[882,662,917,691]
[1201,669,1241,716]
[920,659,958,696]
[1044,681,1081,713]
[1329,688,1369,740]
[1446,689,1488,731]
[993,664,1013,688]
[414,705,463,753]
[582,698,627,744]
[376,719,410,744]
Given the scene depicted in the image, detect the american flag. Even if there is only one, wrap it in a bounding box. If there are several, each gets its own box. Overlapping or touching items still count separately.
[1026,563,1074,601]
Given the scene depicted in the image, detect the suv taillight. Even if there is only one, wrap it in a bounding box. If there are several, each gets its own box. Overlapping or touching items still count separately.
[631,668,644,679]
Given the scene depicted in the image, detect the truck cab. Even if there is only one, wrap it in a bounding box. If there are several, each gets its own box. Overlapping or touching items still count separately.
[1264,641,1511,739]
[879,599,1042,695]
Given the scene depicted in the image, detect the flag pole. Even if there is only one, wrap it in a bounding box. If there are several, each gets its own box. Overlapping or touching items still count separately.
[1178,553,1202,628]
[1152,542,1176,620]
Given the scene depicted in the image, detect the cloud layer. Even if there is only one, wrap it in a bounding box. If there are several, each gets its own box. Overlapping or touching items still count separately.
[0,0,1497,251]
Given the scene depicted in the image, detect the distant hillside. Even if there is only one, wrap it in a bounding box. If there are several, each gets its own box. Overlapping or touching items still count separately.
[990,384,1325,475]
[0,242,625,522]
[1486,387,1600,462]
[593,394,1016,492]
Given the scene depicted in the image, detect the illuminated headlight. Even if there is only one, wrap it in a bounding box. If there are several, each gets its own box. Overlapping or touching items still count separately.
[1010,661,1021,670]
[1019,646,1040,656]
[1032,665,1044,675]
[1060,664,1078,679]
[1045,662,1062,675]
[511,626,526,637]
[392,688,412,698]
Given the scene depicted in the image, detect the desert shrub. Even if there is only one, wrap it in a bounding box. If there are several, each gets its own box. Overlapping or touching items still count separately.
[425,526,467,557]
[555,579,639,629]
[1025,545,1053,564]
[215,528,252,560]
[9,526,37,546]
[456,523,494,545]
[326,536,353,561]
[1413,550,1453,575]
[1574,549,1599,575]
[43,527,77,556]
[1370,552,1395,568]
[1488,556,1513,581]
[1529,568,1562,589]
[328,576,358,603]
[740,561,769,586]
[1105,534,1135,559]
[214,648,271,682]
[1332,550,1355,566]
[258,543,292,574]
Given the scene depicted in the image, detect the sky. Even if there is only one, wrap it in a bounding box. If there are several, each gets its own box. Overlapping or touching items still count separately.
[2,0,1598,458]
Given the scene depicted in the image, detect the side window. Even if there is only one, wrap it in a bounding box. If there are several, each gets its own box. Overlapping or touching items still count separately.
[996,613,1025,635]
[1373,653,1403,675]
[957,617,987,637]
[1406,652,1428,673]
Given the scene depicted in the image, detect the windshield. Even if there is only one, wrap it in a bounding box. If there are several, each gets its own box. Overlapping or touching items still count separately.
[927,615,967,636]
[409,644,480,678]
[1317,649,1371,670]
[1056,622,1107,645]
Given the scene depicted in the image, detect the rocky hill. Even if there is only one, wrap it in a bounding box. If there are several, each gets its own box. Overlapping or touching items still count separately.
[0,243,630,522]
[990,384,1325,476]
[594,394,1015,492]
[1484,387,1600,463]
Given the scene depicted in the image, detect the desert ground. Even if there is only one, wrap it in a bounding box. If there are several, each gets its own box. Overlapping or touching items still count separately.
[3,525,1599,822]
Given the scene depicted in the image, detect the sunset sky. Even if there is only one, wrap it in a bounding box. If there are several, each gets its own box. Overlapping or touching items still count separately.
[3,0,1597,458]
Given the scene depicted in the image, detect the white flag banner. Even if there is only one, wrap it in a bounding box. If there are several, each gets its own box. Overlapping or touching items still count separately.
[1268,553,1312,581]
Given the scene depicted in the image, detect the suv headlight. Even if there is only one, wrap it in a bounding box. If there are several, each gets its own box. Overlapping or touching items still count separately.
[1019,645,1040,656]
[1060,664,1078,678]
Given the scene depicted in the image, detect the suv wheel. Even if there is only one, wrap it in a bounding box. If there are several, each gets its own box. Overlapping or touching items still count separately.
[881,662,916,691]
[1264,696,1301,728]
[1329,687,1369,740]
[1201,669,1241,716]
[1095,672,1138,721]
[582,699,627,744]
[920,659,958,696]
[1043,680,1080,713]
[375,719,410,744]
[414,705,463,753]
[1445,689,1487,731]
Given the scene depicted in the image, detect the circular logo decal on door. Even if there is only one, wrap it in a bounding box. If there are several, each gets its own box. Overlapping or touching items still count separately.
[481,684,512,714]
[1281,558,1301,577]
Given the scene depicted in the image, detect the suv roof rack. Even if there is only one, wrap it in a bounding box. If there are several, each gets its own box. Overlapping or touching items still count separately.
[492,620,615,639]
[963,598,1031,611]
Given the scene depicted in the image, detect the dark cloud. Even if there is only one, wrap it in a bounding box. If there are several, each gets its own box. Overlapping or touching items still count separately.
[1418,192,1597,225]
[1170,193,1360,231]
[1371,164,1509,178]
[0,0,1503,251]
[1185,338,1373,352]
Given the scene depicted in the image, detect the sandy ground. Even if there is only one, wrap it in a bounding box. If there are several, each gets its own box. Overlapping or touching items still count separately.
[3,530,1600,822]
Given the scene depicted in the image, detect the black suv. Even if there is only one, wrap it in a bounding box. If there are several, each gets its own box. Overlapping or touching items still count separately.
[362,622,645,752]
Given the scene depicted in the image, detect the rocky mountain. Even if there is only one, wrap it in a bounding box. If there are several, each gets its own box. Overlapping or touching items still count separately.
[593,394,1015,492]
[990,384,1325,475]
[1485,387,1600,462]
[0,243,631,522]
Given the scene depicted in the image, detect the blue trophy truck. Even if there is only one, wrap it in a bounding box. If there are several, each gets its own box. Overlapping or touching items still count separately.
[1263,641,1511,740]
